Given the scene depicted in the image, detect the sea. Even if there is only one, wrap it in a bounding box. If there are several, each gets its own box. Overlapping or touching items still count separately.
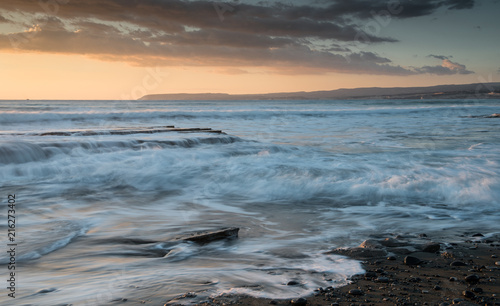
[1,99,499,305]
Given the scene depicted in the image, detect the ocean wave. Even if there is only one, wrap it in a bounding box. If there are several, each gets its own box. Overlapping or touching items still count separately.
[0,135,243,165]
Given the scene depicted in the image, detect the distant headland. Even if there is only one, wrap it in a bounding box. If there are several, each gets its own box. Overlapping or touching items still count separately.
[140,82,500,101]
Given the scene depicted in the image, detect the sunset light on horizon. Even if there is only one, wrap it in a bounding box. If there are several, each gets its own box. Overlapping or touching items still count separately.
[1,0,499,100]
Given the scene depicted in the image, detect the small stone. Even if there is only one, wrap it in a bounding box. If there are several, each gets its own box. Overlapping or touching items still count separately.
[450,261,467,267]
[269,300,278,305]
[287,280,300,286]
[472,233,484,237]
[376,277,390,283]
[404,256,421,265]
[364,271,377,279]
[471,287,483,293]
[409,277,422,282]
[291,297,307,305]
[463,290,475,299]
[452,298,464,304]
[495,261,500,266]
[422,243,441,253]
[449,277,457,282]
[434,285,442,290]
[348,289,363,296]
[439,303,450,306]
[419,233,428,238]
[465,274,480,284]
[491,255,498,258]
[387,256,396,261]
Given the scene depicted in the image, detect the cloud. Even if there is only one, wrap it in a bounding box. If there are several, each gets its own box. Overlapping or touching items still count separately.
[428,54,452,60]
[0,0,477,76]
[417,59,474,75]
[445,0,475,10]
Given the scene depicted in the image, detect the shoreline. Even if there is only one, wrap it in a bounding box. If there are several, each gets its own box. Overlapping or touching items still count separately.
[163,231,500,306]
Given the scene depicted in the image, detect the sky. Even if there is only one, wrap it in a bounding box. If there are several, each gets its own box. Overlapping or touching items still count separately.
[0,0,499,100]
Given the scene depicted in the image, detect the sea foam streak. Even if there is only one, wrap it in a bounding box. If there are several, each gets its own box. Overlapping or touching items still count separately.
[0,99,499,305]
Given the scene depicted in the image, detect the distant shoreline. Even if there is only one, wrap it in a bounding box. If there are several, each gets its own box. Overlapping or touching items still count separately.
[140,82,500,101]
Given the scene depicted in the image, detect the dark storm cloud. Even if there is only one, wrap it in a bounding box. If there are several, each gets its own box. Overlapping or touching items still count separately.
[0,0,476,75]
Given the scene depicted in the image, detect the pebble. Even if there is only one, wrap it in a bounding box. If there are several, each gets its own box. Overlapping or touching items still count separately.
[465,274,480,284]
[463,290,476,299]
[472,233,484,237]
[291,297,307,305]
[450,261,467,266]
[269,300,278,305]
[422,243,441,253]
[491,254,498,258]
[452,298,464,304]
[434,285,442,290]
[404,255,421,265]
[449,277,457,282]
[472,287,483,293]
[348,289,363,296]
[376,277,390,283]
[387,256,396,261]
[495,261,500,266]
[364,271,377,279]
[287,280,300,286]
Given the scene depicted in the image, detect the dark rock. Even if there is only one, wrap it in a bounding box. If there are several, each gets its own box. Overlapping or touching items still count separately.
[359,239,384,249]
[36,288,57,294]
[387,256,396,261]
[409,277,422,282]
[287,280,300,286]
[439,303,450,306]
[491,254,498,258]
[179,227,239,244]
[327,247,387,259]
[404,256,422,265]
[422,242,441,253]
[450,261,467,267]
[472,233,484,237]
[471,287,483,293]
[380,238,407,247]
[390,247,413,255]
[269,300,278,305]
[364,272,377,279]
[419,233,428,238]
[434,285,442,290]
[465,274,480,284]
[348,289,363,296]
[449,277,457,282]
[462,290,475,299]
[376,276,390,283]
[291,297,307,305]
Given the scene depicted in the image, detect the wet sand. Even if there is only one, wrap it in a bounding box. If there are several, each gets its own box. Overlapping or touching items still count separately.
[111,232,500,305]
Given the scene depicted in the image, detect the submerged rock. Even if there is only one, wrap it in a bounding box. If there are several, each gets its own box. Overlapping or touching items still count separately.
[178,227,239,244]
[328,247,387,259]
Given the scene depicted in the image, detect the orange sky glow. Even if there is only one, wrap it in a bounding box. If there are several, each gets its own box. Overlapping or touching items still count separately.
[0,0,498,100]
